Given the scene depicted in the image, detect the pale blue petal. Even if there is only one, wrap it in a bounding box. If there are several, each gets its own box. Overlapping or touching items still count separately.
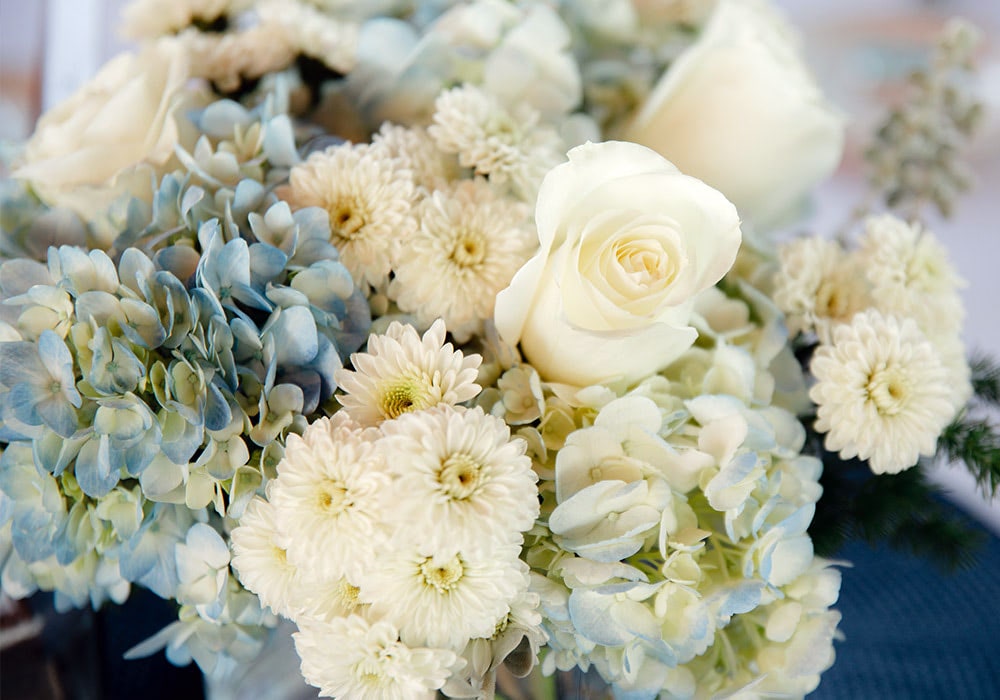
[75,290,123,326]
[268,306,318,367]
[262,114,300,167]
[0,258,51,296]
[33,428,86,476]
[118,248,156,297]
[34,393,80,438]
[75,436,120,498]
[184,522,230,570]
[120,298,167,349]
[154,247,200,285]
[203,382,232,432]
[198,99,253,137]
[38,330,79,401]
[0,342,47,386]
[248,243,287,286]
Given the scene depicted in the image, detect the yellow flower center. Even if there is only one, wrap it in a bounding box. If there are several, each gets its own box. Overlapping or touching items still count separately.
[379,379,432,419]
[449,230,487,268]
[866,366,909,416]
[318,480,350,514]
[439,453,484,499]
[420,555,465,592]
[328,199,367,241]
[335,579,361,610]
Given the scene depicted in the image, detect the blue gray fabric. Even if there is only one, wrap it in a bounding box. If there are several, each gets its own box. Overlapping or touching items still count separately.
[812,515,1000,699]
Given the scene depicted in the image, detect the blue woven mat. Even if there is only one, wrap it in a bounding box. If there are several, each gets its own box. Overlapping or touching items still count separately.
[812,514,1000,699]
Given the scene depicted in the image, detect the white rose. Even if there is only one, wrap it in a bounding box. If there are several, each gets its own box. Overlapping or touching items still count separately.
[621,0,845,229]
[494,140,742,386]
[15,39,195,220]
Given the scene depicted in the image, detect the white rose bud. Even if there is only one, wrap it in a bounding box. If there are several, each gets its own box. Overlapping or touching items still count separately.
[15,38,197,221]
[622,0,845,229]
[495,140,742,386]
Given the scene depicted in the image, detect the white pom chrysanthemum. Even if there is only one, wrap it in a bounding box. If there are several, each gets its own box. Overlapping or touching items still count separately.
[120,0,246,39]
[230,496,302,619]
[268,416,390,581]
[256,0,358,74]
[858,214,965,336]
[429,85,563,201]
[294,615,457,700]
[298,575,367,624]
[380,405,539,548]
[372,124,460,193]
[390,180,534,341]
[809,309,954,474]
[180,24,296,92]
[335,320,482,427]
[286,142,416,288]
[773,236,869,343]
[362,540,529,650]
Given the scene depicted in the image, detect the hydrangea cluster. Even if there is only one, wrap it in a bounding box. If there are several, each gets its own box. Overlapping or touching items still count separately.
[773,213,969,474]
[231,321,544,698]
[475,277,842,699]
[0,85,370,675]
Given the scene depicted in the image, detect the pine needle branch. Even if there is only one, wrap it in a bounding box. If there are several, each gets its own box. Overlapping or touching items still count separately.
[969,352,1000,407]
[808,427,984,572]
[939,416,1000,497]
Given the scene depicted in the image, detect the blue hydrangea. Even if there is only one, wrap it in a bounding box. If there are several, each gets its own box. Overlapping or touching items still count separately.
[0,80,371,680]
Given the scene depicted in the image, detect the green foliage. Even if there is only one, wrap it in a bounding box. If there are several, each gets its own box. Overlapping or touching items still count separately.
[940,416,1000,497]
[969,352,1000,407]
[808,428,984,573]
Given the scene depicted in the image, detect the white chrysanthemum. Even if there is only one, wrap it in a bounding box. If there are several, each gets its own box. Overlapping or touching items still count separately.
[287,142,416,287]
[931,333,973,410]
[298,575,367,624]
[373,124,460,193]
[390,180,534,341]
[120,0,247,38]
[858,213,965,336]
[268,416,390,580]
[230,496,302,619]
[380,405,538,548]
[773,236,869,343]
[429,85,564,201]
[179,24,296,92]
[294,615,456,700]
[335,320,482,426]
[256,0,358,73]
[809,310,954,474]
[362,540,529,649]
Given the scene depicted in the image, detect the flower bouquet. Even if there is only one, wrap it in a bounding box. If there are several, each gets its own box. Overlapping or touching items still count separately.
[1,0,997,698]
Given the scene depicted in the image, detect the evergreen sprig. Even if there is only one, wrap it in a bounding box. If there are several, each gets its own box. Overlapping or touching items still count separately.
[807,427,984,572]
[969,352,1000,407]
[939,416,1000,497]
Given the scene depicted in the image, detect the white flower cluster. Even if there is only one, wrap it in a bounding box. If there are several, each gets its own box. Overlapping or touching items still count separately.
[120,0,359,92]
[346,0,584,132]
[480,283,842,699]
[773,214,969,474]
[231,321,543,698]
[283,92,541,338]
